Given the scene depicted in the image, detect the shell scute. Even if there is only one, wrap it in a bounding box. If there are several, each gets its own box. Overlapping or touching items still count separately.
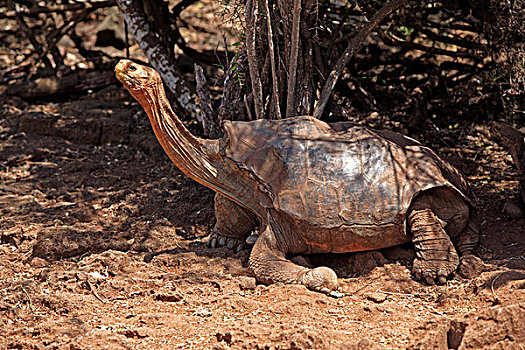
[302,181,339,221]
[222,117,473,232]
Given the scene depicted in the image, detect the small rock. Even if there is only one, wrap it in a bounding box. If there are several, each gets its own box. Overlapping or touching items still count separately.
[458,255,496,279]
[357,338,379,350]
[30,257,49,268]
[216,330,233,344]
[194,306,212,317]
[154,288,183,302]
[503,202,524,219]
[366,292,387,303]
[121,327,149,338]
[238,276,256,290]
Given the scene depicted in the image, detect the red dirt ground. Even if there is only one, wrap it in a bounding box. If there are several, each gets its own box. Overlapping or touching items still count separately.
[0,85,524,350]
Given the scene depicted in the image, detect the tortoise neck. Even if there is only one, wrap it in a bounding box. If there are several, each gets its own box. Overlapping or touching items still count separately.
[141,83,220,190]
[139,83,270,217]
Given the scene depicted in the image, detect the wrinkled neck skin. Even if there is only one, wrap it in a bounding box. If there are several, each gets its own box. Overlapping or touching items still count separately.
[136,83,268,220]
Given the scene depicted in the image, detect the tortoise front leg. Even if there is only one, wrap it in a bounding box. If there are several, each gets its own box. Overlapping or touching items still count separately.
[208,194,258,252]
[249,226,338,293]
[409,208,459,285]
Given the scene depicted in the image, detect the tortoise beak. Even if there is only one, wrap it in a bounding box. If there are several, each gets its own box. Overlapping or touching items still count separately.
[115,59,133,83]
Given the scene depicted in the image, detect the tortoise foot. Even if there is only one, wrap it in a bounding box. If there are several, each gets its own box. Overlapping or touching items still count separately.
[302,267,339,293]
[409,208,460,285]
[207,233,245,253]
[412,252,459,285]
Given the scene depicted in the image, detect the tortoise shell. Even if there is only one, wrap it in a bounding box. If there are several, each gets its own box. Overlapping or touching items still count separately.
[221,116,474,251]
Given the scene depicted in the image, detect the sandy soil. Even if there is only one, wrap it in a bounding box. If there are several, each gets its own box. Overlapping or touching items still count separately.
[0,86,524,350]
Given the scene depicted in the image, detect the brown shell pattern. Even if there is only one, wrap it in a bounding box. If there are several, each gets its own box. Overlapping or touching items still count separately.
[222,116,473,229]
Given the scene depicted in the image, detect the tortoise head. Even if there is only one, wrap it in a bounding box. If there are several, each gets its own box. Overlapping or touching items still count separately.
[115,59,162,105]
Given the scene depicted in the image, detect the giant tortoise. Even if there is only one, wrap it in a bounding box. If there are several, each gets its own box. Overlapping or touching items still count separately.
[115,59,479,293]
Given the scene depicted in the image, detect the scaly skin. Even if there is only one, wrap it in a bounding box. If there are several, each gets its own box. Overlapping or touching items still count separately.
[249,226,339,293]
[409,209,459,285]
[207,194,257,252]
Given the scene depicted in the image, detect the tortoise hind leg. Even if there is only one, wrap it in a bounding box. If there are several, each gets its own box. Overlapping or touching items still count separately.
[208,194,258,252]
[249,226,339,293]
[408,187,476,284]
[409,208,459,285]
[455,211,480,256]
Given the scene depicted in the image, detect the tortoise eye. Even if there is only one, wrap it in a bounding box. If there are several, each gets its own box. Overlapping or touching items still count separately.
[129,65,137,72]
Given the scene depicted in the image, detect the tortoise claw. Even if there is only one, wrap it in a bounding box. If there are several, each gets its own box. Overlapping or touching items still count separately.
[208,234,218,248]
[246,234,258,245]
[424,274,435,285]
[208,233,247,253]
[413,270,422,281]
[412,261,455,285]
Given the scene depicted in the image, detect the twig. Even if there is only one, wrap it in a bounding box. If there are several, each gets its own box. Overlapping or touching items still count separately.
[171,0,199,18]
[19,286,34,314]
[36,9,92,67]
[194,64,220,138]
[490,272,506,303]
[1,1,116,19]
[7,0,52,69]
[325,2,356,65]
[380,31,480,60]
[245,0,264,119]
[244,94,253,121]
[378,289,435,299]
[378,290,415,297]
[313,0,408,119]
[285,0,302,118]
[264,0,282,119]
[419,27,480,50]
[124,20,130,59]
[86,280,106,303]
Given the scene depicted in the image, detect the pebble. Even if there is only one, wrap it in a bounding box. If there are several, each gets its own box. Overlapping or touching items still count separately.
[503,202,524,219]
[30,257,49,268]
[154,289,183,302]
[238,276,256,290]
[366,292,387,303]
[194,306,212,317]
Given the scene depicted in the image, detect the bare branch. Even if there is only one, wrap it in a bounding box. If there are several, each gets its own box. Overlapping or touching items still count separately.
[7,0,52,69]
[380,31,480,60]
[194,64,220,138]
[264,0,282,119]
[244,94,254,121]
[313,0,407,119]
[116,0,199,118]
[285,0,301,118]
[171,0,199,18]
[0,1,116,19]
[245,0,264,119]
